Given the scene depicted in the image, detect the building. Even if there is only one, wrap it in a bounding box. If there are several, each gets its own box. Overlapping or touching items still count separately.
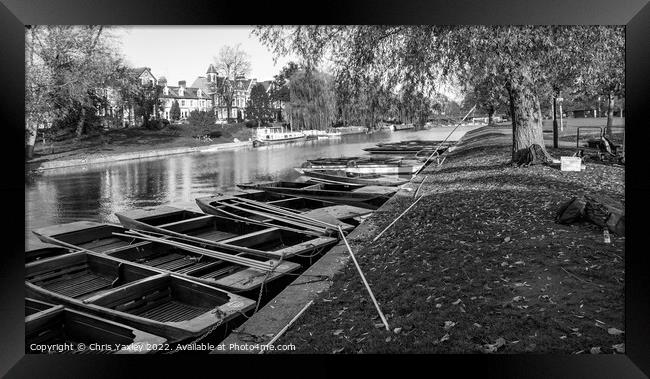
[99,67,157,128]
[159,78,213,120]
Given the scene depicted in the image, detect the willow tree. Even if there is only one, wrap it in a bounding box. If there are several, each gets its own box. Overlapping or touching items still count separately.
[254,25,621,162]
[286,69,336,130]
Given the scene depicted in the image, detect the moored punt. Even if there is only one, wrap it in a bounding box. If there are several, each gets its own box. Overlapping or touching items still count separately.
[302,158,424,175]
[363,146,449,155]
[197,195,358,235]
[25,251,162,302]
[27,272,256,343]
[104,234,302,293]
[237,180,365,192]
[296,168,410,187]
[32,220,303,293]
[26,243,76,263]
[26,297,58,316]
[33,221,148,254]
[198,192,372,230]
[115,205,339,261]
[26,302,167,354]
[232,181,396,210]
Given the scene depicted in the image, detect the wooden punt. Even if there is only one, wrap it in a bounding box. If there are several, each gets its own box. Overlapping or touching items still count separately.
[302,158,424,175]
[197,191,372,230]
[115,205,339,261]
[26,300,167,354]
[33,221,149,254]
[237,180,365,192]
[296,168,410,187]
[103,234,302,292]
[26,244,76,263]
[26,251,162,302]
[26,297,58,316]
[196,194,364,236]
[31,221,303,293]
[234,181,396,210]
[27,273,256,343]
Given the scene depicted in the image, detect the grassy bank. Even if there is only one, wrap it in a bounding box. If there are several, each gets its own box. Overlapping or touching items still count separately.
[29,123,253,164]
[274,126,624,354]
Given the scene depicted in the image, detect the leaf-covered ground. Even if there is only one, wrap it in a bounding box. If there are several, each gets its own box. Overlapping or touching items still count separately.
[274,127,625,354]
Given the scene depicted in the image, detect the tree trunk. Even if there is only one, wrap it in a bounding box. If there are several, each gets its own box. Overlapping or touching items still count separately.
[605,92,615,139]
[505,74,549,162]
[26,119,37,160]
[552,95,558,148]
[488,106,495,126]
[75,107,86,138]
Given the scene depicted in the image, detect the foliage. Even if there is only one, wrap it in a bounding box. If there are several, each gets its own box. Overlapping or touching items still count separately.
[286,69,337,130]
[170,100,181,121]
[254,25,624,161]
[212,44,252,123]
[245,83,273,125]
[25,25,124,153]
[133,82,164,128]
[187,110,216,129]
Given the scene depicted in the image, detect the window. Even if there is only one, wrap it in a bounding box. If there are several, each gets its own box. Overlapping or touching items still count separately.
[181,100,185,107]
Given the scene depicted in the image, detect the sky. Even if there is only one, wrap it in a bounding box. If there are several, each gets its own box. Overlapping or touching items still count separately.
[111,26,295,86]
[110,25,462,101]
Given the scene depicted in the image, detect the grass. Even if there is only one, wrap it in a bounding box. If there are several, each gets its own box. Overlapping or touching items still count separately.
[30,122,253,163]
[273,128,624,354]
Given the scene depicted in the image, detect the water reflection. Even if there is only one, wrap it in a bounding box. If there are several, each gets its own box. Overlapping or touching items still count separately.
[25,126,478,247]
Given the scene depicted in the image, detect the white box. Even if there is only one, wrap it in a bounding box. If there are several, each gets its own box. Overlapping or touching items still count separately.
[560,156,582,171]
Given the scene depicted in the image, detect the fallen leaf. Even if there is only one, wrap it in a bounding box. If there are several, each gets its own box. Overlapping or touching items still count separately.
[393,327,402,334]
[590,347,601,354]
[473,323,482,328]
[439,333,450,343]
[385,336,392,342]
[332,347,345,354]
[333,329,344,336]
[612,343,625,353]
[607,327,624,335]
[444,321,456,330]
[452,299,462,305]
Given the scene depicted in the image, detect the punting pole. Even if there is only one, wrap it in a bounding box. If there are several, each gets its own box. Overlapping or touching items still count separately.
[259,300,315,354]
[413,104,476,176]
[338,225,390,331]
[414,175,428,199]
[372,195,424,243]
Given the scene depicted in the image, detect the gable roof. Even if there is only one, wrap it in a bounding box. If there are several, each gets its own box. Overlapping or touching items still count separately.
[258,80,273,92]
[191,76,224,94]
[127,67,152,79]
[206,64,218,74]
[234,78,253,91]
[161,86,210,100]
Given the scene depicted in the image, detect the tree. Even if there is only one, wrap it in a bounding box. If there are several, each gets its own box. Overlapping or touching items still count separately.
[245,83,272,126]
[579,26,625,138]
[170,100,181,121]
[286,69,336,130]
[255,25,621,162]
[269,61,301,121]
[133,82,164,128]
[25,25,122,158]
[213,44,251,123]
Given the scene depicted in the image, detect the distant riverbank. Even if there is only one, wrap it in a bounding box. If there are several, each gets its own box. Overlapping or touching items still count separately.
[26,123,253,172]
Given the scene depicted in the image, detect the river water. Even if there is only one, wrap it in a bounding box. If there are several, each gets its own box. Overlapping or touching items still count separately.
[25,126,479,248]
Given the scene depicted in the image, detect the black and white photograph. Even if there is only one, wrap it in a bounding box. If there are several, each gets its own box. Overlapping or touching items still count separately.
[4,0,649,374]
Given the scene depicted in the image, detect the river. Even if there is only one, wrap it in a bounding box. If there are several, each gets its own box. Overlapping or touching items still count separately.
[25,126,479,248]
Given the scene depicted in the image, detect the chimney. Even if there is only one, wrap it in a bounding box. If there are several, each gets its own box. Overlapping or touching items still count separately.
[178,81,186,88]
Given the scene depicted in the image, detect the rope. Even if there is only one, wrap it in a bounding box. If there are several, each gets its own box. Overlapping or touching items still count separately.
[253,252,285,314]
[413,104,476,177]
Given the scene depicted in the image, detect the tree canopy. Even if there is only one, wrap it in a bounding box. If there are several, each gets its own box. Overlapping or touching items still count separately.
[254,25,625,161]
[245,83,273,125]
